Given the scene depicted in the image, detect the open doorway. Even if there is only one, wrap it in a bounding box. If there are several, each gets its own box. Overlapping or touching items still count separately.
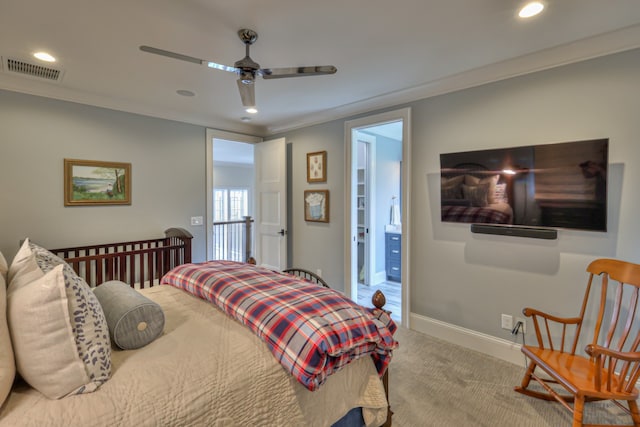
[211,139,255,261]
[205,129,261,261]
[206,130,287,269]
[345,108,411,326]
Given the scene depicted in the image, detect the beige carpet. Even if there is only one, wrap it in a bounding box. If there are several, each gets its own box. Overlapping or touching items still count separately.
[388,326,634,427]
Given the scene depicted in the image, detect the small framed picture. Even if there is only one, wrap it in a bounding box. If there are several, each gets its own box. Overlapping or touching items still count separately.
[307,151,327,183]
[304,190,329,223]
[64,159,131,206]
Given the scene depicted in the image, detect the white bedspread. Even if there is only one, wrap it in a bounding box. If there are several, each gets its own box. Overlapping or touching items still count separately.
[0,285,388,426]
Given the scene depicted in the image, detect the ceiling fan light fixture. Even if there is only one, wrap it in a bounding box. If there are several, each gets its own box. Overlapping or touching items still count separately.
[239,70,255,85]
[33,51,56,62]
[519,1,544,18]
[245,107,258,114]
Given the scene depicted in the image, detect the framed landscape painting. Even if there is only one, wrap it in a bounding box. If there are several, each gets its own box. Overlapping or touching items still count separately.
[64,159,131,206]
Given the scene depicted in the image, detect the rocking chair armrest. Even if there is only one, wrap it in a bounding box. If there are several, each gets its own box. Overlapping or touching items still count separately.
[585,344,640,363]
[522,308,583,349]
[522,308,581,325]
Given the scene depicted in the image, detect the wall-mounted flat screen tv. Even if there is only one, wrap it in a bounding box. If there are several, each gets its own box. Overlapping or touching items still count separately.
[439,138,608,232]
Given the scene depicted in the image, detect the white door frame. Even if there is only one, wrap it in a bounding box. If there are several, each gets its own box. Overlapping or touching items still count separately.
[344,108,411,327]
[206,129,262,261]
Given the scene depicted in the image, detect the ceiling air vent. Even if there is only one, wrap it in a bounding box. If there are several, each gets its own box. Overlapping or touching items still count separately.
[2,57,63,82]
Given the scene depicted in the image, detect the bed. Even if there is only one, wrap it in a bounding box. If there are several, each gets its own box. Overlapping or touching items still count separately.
[0,228,396,427]
[440,163,514,225]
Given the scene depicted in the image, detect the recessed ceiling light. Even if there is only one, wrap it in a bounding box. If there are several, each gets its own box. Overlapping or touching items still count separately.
[176,89,195,97]
[240,116,252,122]
[33,51,56,62]
[519,1,544,18]
[245,107,258,114]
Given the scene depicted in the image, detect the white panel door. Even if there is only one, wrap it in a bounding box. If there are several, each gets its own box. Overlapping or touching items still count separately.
[254,137,287,270]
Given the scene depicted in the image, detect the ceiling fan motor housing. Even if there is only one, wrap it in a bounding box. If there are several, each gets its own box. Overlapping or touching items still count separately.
[235,29,261,81]
[238,29,258,45]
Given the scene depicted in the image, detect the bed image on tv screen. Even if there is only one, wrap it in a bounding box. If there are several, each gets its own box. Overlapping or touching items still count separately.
[439,138,608,232]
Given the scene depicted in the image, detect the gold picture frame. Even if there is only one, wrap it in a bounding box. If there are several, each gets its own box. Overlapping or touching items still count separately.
[64,159,131,206]
[307,151,327,183]
[304,190,329,223]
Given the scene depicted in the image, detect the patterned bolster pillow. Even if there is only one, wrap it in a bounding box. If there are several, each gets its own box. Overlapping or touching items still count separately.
[93,281,165,350]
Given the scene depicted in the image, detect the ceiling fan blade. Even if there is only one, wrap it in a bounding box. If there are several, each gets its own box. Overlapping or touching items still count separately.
[139,46,238,73]
[236,79,255,107]
[260,65,337,79]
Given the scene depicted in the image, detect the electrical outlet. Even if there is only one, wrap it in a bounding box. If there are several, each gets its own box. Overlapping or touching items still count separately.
[515,317,526,334]
[316,269,322,277]
[501,314,513,330]
[190,216,203,226]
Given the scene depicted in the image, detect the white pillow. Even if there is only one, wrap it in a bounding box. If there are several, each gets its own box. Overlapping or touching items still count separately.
[7,238,44,292]
[494,183,508,204]
[0,251,15,406]
[8,265,91,398]
[7,240,111,399]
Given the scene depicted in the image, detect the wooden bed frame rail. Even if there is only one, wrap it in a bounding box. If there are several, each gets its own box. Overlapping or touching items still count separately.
[50,227,193,288]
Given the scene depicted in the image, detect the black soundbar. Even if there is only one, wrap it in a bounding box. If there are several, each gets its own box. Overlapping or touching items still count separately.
[470,224,558,240]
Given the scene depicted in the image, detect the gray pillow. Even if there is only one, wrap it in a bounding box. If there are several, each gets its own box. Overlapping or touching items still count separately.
[441,181,463,200]
[93,281,165,350]
[462,183,490,207]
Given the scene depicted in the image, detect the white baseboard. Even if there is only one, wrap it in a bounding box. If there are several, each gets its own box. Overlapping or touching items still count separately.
[409,312,526,367]
[373,270,386,285]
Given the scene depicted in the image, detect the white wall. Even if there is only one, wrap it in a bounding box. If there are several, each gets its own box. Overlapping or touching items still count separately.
[0,90,208,262]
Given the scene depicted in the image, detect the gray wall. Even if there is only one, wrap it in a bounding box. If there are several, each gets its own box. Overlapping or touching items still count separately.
[277,48,640,339]
[0,90,208,262]
[2,48,639,343]
[282,122,347,290]
[409,48,640,339]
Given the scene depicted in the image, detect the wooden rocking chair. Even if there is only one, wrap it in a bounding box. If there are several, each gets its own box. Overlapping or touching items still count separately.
[515,258,640,427]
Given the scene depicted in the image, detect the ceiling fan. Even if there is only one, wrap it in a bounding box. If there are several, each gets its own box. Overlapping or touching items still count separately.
[140,29,337,109]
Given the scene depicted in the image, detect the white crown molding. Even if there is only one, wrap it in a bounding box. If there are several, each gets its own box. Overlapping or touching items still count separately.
[266,24,640,136]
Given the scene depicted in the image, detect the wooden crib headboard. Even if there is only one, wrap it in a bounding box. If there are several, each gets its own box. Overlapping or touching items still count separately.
[50,227,193,288]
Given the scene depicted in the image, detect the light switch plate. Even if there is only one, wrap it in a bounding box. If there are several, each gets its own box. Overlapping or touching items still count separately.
[190,216,203,226]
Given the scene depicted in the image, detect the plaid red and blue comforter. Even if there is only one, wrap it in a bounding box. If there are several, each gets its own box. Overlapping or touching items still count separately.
[441,205,511,224]
[161,260,398,391]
